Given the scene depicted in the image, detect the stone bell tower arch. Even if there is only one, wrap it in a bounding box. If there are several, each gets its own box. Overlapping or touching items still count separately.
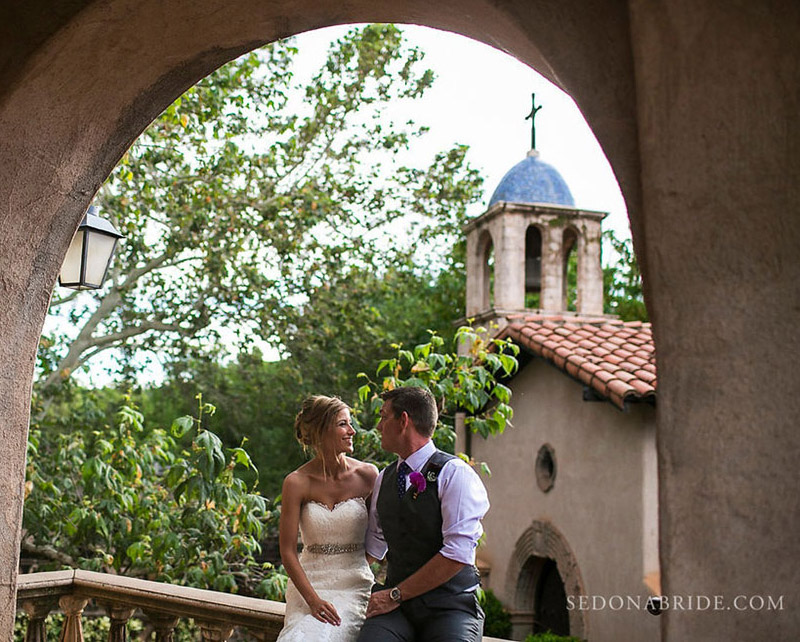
[465,147,606,321]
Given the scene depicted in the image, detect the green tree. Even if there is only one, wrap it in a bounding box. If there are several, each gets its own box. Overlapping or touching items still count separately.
[39,24,482,398]
[354,324,520,469]
[140,258,467,496]
[22,395,284,598]
[603,229,648,322]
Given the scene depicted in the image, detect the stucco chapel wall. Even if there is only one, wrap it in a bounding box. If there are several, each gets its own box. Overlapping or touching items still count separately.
[473,360,659,641]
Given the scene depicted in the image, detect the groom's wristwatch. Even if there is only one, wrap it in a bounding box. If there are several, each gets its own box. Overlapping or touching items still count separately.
[389,586,403,603]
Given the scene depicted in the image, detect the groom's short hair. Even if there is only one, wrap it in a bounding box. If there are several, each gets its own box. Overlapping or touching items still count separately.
[381,387,438,438]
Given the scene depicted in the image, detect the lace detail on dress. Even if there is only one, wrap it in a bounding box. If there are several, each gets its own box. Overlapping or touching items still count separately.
[277,496,374,642]
[307,496,367,512]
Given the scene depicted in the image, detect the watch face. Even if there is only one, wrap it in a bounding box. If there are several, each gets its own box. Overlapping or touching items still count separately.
[390,587,402,602]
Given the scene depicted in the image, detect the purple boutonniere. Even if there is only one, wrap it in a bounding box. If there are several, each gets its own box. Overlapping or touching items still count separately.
[409,471,427,499]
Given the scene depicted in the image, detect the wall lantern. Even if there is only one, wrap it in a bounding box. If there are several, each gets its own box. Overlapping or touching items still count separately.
[59,206,124,290]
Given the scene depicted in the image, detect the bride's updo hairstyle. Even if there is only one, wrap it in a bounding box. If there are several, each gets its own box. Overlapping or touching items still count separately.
[294,395,349,455]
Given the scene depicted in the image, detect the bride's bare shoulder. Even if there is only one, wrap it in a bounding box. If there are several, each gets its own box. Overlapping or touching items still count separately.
[283,464,316,492]
[349,458,379,482]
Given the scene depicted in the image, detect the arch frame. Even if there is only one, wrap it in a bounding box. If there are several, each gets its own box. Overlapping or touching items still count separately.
[506,519,588,639]
[561,224,580,312]
[2,3,800,642]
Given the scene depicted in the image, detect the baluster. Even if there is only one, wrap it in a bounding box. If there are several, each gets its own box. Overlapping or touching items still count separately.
[198,621,234,641]
[58,595,89,642]
[102,604,136,642]
[20,598,57,642]
[248,627,281,642]
[143,612,179,642]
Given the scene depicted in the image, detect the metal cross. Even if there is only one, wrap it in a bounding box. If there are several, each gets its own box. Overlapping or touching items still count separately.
[525,93,543,150]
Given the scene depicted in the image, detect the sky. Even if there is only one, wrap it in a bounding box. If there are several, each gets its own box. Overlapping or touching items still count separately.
[59,23,631,387]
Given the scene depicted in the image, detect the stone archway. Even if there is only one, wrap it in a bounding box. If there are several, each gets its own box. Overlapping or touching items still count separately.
[506,520,587,640]
[2,3,799,641]
[0,6,641,632]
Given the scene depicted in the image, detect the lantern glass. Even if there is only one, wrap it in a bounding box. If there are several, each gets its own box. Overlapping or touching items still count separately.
[83,231,118,288]
[59,229,87,286]
[58,206,123,290]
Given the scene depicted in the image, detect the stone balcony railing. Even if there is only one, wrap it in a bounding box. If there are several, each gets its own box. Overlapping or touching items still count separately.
[15,569,285,641]
[16,570,513,641]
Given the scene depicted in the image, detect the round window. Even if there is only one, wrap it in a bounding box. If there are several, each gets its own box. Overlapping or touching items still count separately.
[535,443,557,492]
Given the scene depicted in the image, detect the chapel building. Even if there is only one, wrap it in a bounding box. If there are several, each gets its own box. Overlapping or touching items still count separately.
[458,138,661,641]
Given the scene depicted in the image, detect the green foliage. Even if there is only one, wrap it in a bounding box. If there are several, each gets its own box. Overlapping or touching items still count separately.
[478,588,512,639]
[603,229,648,322]
[14,613,200,642]
[524,633,584,642]
[354,324,519,467]
[565,248,578,312]
[22,394,284,596]
[140,260,467,496]
[39,23,483,394]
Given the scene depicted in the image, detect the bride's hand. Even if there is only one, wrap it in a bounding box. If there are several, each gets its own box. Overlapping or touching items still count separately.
[310,598,341,626]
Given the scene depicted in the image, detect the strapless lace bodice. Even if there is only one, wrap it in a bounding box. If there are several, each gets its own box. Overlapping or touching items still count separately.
[300,497,368,551]
[277,497,374,642]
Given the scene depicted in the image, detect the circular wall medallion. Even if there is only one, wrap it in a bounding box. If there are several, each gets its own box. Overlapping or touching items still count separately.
[535,443,557,492]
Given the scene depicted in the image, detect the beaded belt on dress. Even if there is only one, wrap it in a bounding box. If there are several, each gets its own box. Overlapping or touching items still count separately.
[304,543,364,555]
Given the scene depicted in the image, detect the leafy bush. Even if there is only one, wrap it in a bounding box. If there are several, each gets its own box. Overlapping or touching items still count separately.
[13,613,201,642]
[22,394,284,597]
[356,326,519,444]
[479,588,512,639]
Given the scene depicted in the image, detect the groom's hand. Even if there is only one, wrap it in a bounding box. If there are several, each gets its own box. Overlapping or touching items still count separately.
[365,589,400,618]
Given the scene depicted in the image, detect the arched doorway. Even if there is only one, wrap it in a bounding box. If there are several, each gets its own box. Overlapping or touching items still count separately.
[533,558,569,635]
[517,555,571,636]
[506,520,587,640]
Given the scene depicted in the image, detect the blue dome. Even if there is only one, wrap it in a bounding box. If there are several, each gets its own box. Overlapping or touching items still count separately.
[489,151,575,207]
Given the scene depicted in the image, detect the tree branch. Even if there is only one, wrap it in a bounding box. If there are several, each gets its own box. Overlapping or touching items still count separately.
[21,539,78,568]
[88,319,190,350]
[49,290,81,307]
[119,251,171,291]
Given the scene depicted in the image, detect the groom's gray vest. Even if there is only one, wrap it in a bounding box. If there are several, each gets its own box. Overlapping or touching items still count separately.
[377,450,480,594]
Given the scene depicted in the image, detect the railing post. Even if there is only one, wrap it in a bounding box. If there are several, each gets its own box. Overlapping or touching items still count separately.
[103,604,136,642]
[16,571,285,640]
[20,598,58,642]
[143,612,179,642]
[248,628,281,642]
[58,595,89,642]
[199,621,235,641]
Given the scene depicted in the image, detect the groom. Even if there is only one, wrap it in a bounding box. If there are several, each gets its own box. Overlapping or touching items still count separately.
[358,386,489,641]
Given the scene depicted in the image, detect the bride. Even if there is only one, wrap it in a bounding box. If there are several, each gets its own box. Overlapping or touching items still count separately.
[276,395,378,641]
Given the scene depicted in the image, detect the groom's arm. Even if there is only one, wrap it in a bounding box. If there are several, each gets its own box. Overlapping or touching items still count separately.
[364,469,388,561]
[365,554,465,617]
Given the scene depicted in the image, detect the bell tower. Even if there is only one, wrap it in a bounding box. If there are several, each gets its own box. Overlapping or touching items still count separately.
[465,99,606,323]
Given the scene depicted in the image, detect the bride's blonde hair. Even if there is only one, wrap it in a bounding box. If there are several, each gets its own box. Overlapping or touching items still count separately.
[294,395,349,457]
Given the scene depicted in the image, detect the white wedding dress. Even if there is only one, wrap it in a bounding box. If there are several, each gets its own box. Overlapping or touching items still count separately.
[277,496,374,641]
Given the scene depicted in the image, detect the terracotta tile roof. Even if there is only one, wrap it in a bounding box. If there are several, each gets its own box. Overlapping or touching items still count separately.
[497,315,657,410]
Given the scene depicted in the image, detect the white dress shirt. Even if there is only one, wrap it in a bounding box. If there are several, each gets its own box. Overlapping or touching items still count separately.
[365,440,490,566]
